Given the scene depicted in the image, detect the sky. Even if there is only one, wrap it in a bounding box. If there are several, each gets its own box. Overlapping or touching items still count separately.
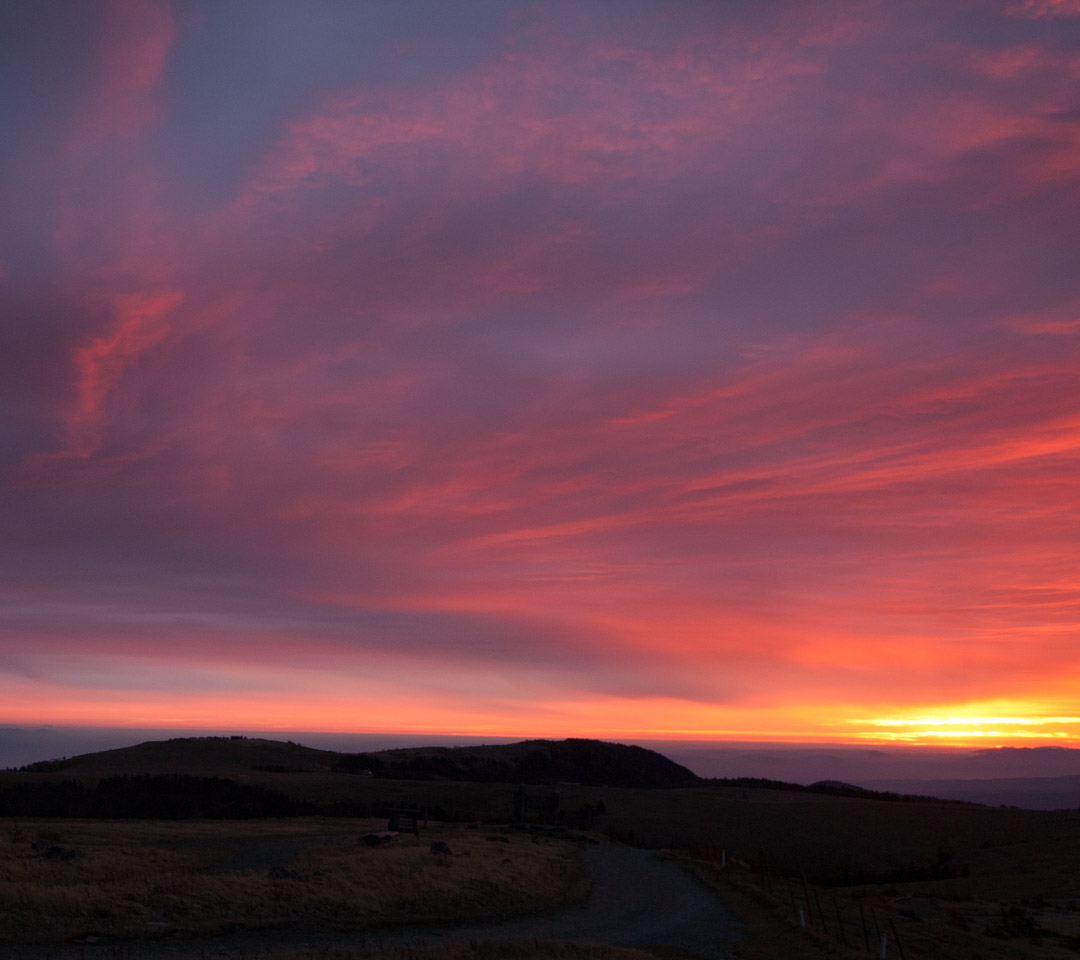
[3,0,1080,752]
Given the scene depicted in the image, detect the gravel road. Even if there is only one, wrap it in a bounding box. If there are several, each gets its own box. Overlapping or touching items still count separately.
[10,843,741,960]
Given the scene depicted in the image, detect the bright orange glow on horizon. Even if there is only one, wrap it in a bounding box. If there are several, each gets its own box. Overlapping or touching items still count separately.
[4,665,1079,749]
[850,710,1080,746]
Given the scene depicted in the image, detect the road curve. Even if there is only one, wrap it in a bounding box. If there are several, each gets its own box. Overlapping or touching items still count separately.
[11,843,742,960]
[394,843,742,959]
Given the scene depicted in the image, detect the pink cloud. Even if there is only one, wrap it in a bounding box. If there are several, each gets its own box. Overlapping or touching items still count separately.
[68,0,176,151]
[1006,0,1080,17]
[64,290,183,457]
[997,312,1080,334]
[243,6,869,210]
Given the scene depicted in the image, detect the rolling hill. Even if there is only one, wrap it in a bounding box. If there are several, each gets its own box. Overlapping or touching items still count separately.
[14,736,700,788]
[16,736,342,778]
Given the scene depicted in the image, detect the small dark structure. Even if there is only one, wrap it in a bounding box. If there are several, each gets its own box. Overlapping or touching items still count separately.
[512,784,560,825]
[387,806,422,836]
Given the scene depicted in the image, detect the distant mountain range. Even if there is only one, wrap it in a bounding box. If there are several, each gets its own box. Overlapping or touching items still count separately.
[859,775,1080,810]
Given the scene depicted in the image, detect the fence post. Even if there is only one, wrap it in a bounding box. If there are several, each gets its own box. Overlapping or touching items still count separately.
[833,898,848,947]
[860,903,870,952]
[888,917,907,960]
[879,932,887,958]
[813,888,828,935]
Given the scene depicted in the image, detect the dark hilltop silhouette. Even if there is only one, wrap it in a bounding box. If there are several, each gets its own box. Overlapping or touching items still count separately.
[0,736,702,819]
[13,735,700,787]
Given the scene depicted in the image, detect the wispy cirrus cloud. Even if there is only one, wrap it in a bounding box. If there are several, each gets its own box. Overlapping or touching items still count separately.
[1006,0,1080,18]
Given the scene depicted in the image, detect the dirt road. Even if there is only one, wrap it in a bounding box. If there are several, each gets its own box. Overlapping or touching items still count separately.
[11,842,741,960]
[387,843,742,959]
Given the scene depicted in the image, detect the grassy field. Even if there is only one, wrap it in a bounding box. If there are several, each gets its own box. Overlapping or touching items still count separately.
[689,858,1080,960]
[270,943,658,960]
[1,817,587,944]
[5,738,1080,958]
[7,790,1080,958]
[241,771,1080,901]
[15,757,1076,884]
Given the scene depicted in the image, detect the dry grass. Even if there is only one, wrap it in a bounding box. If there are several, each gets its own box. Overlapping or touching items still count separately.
[678,853,1080,960]
[671,859,847,960]
[8,768,1080,958]
[271,942,656,960]
[1,818,588,945]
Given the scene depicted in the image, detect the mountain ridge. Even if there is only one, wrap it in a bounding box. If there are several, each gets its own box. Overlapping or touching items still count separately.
[14,735,701,788]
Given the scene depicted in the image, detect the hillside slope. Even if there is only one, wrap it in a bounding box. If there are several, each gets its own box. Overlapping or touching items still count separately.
[18,736,341,778]
[17,736,700,788]
[333,738,701,787]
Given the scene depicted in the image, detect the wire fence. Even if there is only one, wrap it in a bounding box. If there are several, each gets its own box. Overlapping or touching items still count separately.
[677,839,977,960]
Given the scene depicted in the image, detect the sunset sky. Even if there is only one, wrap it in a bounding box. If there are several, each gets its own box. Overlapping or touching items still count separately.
[3,0,1080,751]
